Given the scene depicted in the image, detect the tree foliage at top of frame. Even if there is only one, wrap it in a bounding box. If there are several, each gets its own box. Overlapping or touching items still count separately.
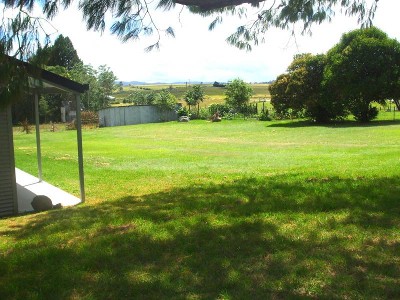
[1,0,380,57]
[0,0,381,109]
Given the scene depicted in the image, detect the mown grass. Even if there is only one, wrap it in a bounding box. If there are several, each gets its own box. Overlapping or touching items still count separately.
[1,114,400,299]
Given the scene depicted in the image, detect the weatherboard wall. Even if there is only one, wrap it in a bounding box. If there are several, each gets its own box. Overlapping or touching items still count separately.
[0,106,18,217]
[99,105,177,127]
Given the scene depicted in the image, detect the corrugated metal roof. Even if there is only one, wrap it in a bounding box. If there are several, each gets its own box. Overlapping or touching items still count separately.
[3,55,89,94]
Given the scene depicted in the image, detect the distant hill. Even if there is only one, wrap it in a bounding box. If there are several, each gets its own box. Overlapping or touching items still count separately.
[120,81,147,86]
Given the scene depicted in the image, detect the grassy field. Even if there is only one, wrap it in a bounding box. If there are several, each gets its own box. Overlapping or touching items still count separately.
[113,83,270,106]
[1,114,400,299]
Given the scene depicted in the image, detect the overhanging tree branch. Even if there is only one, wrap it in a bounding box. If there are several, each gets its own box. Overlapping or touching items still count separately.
[0,0,382,55]
[174,0,263,11]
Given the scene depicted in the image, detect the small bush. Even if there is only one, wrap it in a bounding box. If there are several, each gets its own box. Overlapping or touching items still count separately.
[177,107,191,118]
[258,110,272,121]
[223,112,235,120]
[189,107,210,120]
[208,103,230,117]
[198,108,210,120]
[270,108,305,120]
[81,111,99,126]
[352,106,379,122]
[66,120,76,130]
[19,118,32,134]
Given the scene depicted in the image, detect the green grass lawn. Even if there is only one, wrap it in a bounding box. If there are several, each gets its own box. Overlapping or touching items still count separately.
[1,115,400,299]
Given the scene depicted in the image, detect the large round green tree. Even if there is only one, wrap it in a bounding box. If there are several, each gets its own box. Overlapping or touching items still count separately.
[225,78,253,116]
[270,53,346,123]
[269,73,291,118]
[324,27,400,122]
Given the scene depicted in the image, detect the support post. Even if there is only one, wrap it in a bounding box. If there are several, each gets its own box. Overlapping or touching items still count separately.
[34,93,43,182]
[75,94,85,203]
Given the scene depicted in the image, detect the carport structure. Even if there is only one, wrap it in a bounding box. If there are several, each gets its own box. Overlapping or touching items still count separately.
[0,56,89,216]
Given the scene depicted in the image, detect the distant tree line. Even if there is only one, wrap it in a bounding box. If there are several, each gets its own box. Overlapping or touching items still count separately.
[176,79,256,120]
[213,82,226,88]
[123,91,157,105]
[12,35,118,123]
[269,27,400,123]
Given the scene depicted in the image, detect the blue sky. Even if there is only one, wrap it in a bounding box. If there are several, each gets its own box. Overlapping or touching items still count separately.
[6,0,400,83]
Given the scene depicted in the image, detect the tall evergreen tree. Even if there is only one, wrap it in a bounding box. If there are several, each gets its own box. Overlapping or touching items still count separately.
[32,35,82,69]
[13,35,83,122]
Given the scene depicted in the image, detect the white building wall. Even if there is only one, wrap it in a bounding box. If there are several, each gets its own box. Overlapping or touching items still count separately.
[0,106,18,217]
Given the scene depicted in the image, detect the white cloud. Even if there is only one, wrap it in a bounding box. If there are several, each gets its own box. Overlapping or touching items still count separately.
[8,0,400,83]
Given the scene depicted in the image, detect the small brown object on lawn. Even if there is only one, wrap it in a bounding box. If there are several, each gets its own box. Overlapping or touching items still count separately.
[50,121,56,132]
[211,112,222,122]
[20,118,33,134]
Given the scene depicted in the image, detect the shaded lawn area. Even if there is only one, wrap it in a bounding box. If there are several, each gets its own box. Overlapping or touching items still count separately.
[1,119,400,299]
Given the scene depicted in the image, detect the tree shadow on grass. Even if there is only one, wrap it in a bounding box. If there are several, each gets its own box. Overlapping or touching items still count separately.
[267,119,400,128]
[1,175,399,299]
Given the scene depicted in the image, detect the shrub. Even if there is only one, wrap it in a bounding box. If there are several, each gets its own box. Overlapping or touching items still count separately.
[241,104,258,117]
[189,108,209,120]
[208,103,230,117]
[269,108,305,120]
[154,91,177,121]
[177,107,191,118]
[223,112,235,120]
[198,107,210,120]
[352,105,379,122]
[19,118,32,134]
[258,110,272,121]
[66,120,76,130]
[81,111,99,126]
